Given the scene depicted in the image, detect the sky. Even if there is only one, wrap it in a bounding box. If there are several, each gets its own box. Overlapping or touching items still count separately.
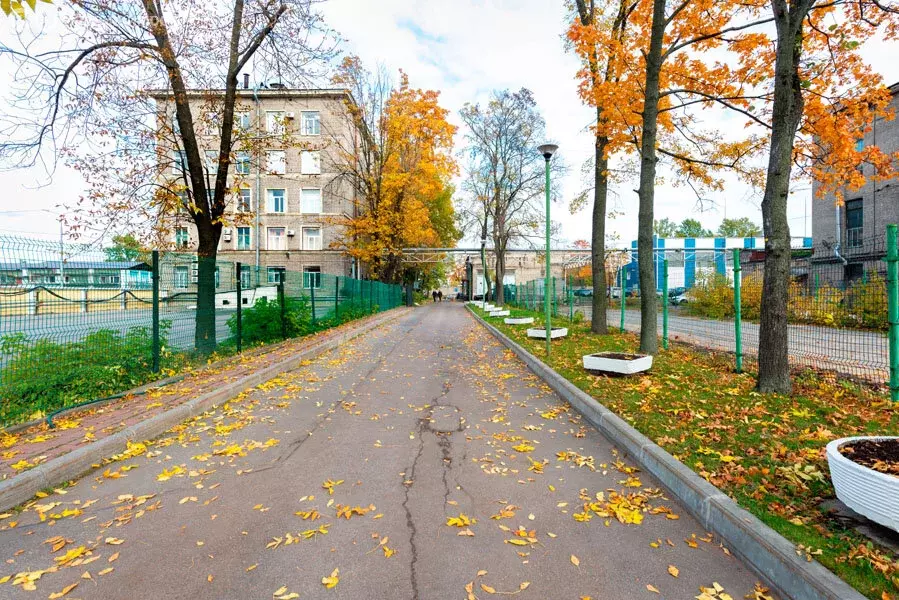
[1,0,898,248]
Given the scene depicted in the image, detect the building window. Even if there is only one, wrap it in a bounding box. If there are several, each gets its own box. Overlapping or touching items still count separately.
[235,151,251,175]
[266,111,286,134]
[266,150,286,174]
[301,111,320,135]
[236,112,251,130]
[301,188,322,213]
[855,138,865,152]
[175,227,189,248]
[301,151,321,175]
[174,266,189,289]
[214,266,221,289]
[267,227,286,250]
[204,150,218,173]
[846,198,863,248]
[237,189,251,213]
[172,150,187,175]
[240,265,252,288]
[302,227,322,250]
[267,266,285,284]
[175,190,189,214]
[267,189,285,213]
[303,266,321,289]
[237,226,251,250]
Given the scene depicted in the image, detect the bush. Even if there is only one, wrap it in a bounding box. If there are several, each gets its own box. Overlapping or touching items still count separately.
[685,271,734,320]
[227,295,380,347]
[0,323,187,425]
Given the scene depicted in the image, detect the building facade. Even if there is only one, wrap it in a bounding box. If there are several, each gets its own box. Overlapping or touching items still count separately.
[153,83,361,292]
[812,82,899,284]
[465,251,567,297]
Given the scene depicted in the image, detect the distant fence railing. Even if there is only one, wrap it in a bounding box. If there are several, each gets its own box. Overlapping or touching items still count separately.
[0,235,404,426]
[492,226,896,391]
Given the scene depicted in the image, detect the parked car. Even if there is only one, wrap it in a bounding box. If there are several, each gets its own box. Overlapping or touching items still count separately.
[670,292,689,306]
[609,286,621,299]
[668,286,687,298]
[573,288,593,297]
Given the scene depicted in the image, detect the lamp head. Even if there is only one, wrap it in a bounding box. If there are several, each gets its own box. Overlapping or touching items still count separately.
[537,143,558,160]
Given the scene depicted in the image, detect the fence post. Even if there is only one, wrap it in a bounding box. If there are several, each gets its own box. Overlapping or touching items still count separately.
[235,261,242,353]
[619,267,625,333]
[278,277,287,339]
[886,224,899,402]
[552,277,557,317]
[368,279,373,313]
[569,275,573,322]
[310,277,317,327]
[662,258,669,350]
[733,249,743,374]
[335,276,340,320]
[152,250,160,373]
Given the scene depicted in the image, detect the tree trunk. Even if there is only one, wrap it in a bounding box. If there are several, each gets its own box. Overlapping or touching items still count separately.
[495,249,505,305]
[591,132,609,334]
[635,0,666,355]
[758,1,808,394]
[194,221,221,354]
[480,240,491,301]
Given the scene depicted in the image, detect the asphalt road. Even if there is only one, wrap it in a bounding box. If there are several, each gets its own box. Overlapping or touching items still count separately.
[0,303,766,599]
[570,302,887,383]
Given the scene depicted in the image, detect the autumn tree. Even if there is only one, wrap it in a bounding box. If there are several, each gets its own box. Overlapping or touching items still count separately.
[105,234,149,263]
[459,89,561,306]
[0,0,335,354]
[750,0,899,393]
[717,217,761,238]
[567,0,637,333]
[329,57,459,285]
[1,0,50,19]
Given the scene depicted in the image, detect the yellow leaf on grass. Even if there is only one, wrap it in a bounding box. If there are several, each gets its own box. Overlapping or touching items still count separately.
[570,554,580,567]
[321,567,339,589]
[667,565,679,578]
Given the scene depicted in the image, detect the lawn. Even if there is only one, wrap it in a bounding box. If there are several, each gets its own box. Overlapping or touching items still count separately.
[470,304,899,600]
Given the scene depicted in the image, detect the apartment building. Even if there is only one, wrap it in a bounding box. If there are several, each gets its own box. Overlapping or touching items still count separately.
[812,81,899,284]
[152,81,360,291]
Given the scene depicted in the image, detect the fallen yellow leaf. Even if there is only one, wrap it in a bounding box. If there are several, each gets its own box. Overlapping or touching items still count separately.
[571,554,580,567]
[321,567,339,589]
[667,565,679,578]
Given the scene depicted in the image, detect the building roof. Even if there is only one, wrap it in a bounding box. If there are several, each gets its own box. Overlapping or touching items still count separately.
[0,260,149,270]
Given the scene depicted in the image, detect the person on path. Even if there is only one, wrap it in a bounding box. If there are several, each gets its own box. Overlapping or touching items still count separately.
[432,290,438,302]
[438,290,443,302]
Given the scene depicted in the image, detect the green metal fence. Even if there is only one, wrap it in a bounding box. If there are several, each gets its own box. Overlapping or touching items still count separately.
[500,225,898,393]
[0,235,404,426]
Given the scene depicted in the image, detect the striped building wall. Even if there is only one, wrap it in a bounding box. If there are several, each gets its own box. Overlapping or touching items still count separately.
[623,236,813,292]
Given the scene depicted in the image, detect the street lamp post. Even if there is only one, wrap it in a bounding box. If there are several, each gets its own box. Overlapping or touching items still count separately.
[538,143,558,358]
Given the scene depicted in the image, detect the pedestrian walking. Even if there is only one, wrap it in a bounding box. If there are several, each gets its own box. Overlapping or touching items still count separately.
[432,290,438,302]
[438,290,443,302]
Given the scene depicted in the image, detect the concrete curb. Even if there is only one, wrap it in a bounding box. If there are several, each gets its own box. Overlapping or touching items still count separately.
[0,307,412,513]
[467,307,865,600]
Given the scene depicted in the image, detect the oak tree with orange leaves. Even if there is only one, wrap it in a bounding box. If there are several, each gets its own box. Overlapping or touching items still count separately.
[750,0,899,393]
[329,57,459,285]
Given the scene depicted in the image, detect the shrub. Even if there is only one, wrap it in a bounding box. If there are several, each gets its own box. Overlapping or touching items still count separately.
[685,270,734,320]
[0,322,186,425]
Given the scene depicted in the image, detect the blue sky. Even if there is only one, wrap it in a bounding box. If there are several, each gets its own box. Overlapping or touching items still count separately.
[2,0,898,247]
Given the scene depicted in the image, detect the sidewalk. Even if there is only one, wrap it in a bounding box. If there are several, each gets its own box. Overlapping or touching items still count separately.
[0,308,411,481]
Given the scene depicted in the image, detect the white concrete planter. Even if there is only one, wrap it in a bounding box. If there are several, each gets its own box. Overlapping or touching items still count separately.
[482,304,496,312]
[504,317,534,325]
[527,327,568,339]
[582,352,653,375]
[489,310,510,317]
[826,436,899,533]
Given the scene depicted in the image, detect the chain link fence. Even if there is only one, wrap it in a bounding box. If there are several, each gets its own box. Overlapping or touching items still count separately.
[499,228,896,390]
[0,235,403,426]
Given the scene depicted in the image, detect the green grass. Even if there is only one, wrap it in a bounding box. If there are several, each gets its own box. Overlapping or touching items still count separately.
[471,304,899,600]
